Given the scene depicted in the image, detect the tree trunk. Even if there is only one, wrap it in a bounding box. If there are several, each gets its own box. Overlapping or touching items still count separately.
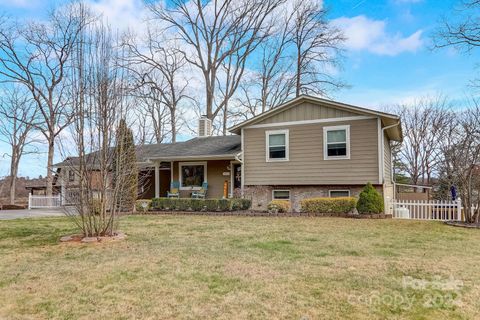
[295,45,301,97]
[222,101,228,136]
[46,138,55,196]
[9,154,17,205]
[170,108,176,143]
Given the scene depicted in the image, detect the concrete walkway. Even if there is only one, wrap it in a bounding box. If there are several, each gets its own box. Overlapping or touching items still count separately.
[0,208,65,220]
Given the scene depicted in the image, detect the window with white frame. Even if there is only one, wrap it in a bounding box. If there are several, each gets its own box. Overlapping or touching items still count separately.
[323,125,350,160]
[179,162,207,190]
[266,129,289,161]
[272,190,290,200]
[329,190,350,198]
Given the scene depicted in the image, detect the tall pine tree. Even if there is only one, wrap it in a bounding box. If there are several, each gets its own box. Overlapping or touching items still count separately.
[114,119,138,211]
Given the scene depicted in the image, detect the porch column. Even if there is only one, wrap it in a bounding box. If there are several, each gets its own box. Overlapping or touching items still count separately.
[60,176,65,205]
[154,162,160,198]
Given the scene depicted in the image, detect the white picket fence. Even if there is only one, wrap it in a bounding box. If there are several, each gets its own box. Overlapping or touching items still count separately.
[28,194,62,209]
[391,198,462,221]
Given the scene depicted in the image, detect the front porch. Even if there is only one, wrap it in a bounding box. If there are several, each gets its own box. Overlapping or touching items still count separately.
[138,159,242,200]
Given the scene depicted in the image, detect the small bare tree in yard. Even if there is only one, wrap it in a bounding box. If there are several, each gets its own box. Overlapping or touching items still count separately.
[0,4,88,196]
[0,88,38,205]
[62,17,136,237]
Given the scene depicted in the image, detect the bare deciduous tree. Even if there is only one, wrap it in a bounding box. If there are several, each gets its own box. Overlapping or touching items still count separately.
[235,12,294,119]
[291,1,345,97]
[396,96,453,187]
[434,1,480,87]
[0,4,88,196]
[123,31,189,142]
[0,88,38,204]
[437,101,480,223]
[434,0,480,51]
[149,0,284,127]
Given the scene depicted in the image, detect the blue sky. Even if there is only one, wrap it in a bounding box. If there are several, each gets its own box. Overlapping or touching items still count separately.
[0,0,477,177]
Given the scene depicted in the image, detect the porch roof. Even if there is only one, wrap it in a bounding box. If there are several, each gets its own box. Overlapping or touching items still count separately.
[54,136,241,168]
[142,136,241,161]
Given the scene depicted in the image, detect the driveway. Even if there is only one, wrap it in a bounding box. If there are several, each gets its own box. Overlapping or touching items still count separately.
[0,208,65,220]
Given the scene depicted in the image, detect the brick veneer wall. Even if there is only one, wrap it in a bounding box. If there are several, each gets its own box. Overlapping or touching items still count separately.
[243,184,384,213]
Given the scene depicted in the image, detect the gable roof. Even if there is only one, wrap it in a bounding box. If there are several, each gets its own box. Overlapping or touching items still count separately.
[229,95,402,141]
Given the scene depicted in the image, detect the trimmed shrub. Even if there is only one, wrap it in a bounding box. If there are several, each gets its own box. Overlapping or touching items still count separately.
[230,198,251,211]
[151,198,251,212]
[267,200,291,213]
[356,182,384,214]
[1,204,26,210]
[300,197,357,214]
[136,199,152,213]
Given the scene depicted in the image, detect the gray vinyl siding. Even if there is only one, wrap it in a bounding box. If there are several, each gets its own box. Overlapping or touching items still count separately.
[243,118,379,185]
[256,102,361,125]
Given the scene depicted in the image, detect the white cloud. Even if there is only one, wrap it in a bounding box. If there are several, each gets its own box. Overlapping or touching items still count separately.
[332,15,423,56]
[85,0,150,34]
[0,0,40,9]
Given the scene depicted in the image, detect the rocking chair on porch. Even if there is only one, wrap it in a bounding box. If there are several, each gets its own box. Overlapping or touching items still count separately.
[191,182,208,199]
[167,181,180,198]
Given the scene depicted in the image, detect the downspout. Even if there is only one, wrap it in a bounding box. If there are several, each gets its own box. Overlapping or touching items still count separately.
[381,120,401,211]
[240,128,245,197]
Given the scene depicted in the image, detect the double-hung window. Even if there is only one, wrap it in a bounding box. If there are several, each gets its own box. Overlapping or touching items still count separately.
[266,129,289,161]
[323,125,350,160]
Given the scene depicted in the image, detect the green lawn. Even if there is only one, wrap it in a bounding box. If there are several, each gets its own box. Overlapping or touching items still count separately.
[1,215,480,319]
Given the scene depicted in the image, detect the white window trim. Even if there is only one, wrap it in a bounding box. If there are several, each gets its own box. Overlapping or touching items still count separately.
[266,129,289,162]
[329,190,351,197]
[272,189,291,201]
[179,161,207,191]
[323,125,350,160]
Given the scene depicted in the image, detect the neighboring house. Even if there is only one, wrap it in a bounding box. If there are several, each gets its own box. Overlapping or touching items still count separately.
[54,95,402,212]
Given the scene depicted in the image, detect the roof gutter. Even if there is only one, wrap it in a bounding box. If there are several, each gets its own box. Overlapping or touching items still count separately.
[145,154,238,162]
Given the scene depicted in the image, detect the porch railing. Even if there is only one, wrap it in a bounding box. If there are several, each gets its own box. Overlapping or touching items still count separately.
[28,194,62,209]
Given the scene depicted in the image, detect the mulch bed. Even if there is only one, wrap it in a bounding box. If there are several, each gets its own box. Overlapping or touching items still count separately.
[142,210,392,219]
[445,221,480,229]
[0,204,27,210]
[59,232,127,244]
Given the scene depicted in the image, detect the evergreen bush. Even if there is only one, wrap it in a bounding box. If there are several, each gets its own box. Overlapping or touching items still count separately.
[356,182,384,214]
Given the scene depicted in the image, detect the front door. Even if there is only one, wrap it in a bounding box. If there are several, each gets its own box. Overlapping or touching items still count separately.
[233,164,242,189]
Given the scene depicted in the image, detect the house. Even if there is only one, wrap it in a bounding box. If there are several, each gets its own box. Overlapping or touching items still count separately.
[54,95,402,212]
